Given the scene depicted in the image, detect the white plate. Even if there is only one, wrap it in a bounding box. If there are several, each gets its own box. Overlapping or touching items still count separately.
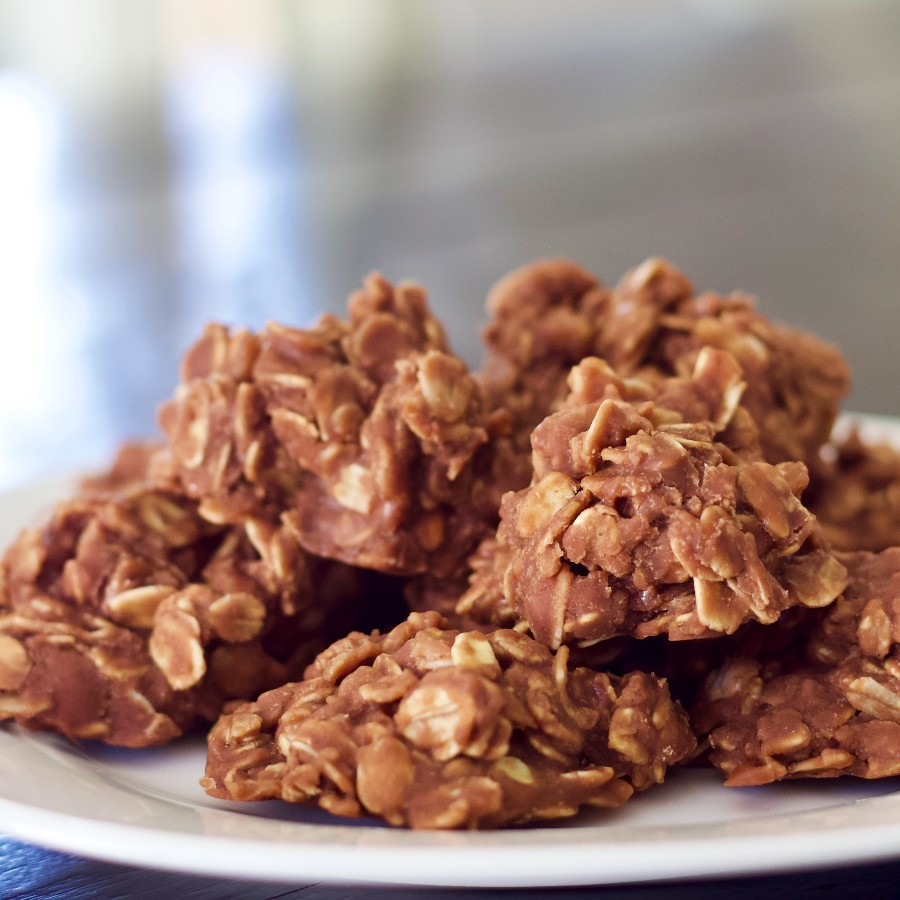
[1,413,899,889]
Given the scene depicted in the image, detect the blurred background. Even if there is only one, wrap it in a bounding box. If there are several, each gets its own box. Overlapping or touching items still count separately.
[1,0,899,490]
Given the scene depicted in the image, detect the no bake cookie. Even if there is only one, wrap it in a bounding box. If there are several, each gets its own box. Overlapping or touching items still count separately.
[202,611,695,828]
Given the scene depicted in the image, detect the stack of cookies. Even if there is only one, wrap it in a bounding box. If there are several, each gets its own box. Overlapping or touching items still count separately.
[3,259,898,829]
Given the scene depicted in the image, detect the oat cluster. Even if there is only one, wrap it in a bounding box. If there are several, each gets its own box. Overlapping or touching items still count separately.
[202,611,695,828]
[458,348,846,645]
[0,444,368,745]
[3,256,900,828]
[694,549,900,783]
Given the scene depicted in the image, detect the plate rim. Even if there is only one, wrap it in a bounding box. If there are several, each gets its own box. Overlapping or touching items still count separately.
[2,772,899,888]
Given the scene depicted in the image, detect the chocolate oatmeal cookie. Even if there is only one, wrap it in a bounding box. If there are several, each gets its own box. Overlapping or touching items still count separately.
[480,257,849,467]
[694,548,900,784]
[458,348,846,646]
[202,612,695,828]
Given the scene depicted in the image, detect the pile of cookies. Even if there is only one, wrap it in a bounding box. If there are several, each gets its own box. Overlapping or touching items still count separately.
[2,258,899,828]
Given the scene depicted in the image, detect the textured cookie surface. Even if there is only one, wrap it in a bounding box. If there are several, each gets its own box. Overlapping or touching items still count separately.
[694,548,900,784]
[202,612,695,828]
[459,349,846,646]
